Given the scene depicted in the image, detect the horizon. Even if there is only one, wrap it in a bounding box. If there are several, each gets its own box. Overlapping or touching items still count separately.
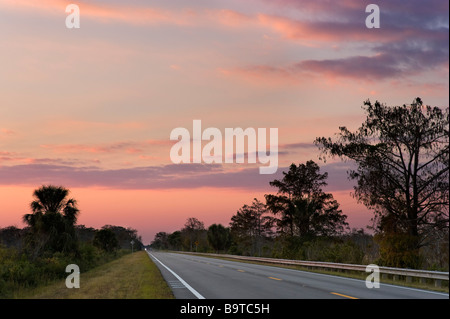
[0,0,448,244]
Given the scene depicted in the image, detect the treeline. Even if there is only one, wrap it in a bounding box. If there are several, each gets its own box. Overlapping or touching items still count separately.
[0,185,143,298]
[151,161,381,265]
[151,98,449,271]
[1,224,143,253]
[151,218,378,265]
[151,213,448,271]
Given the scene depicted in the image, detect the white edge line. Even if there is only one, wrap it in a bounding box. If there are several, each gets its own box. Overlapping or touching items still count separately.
[147,252,205,299]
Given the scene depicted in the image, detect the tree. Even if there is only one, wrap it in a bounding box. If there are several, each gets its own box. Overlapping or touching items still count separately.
[23,185,80,256]
[93,228,119,252]
[181,217,206,251]
[0,226,24,249]
[207,224,231,253]
[315,98,449,268]
[229,198,273,256]
[168,231,182,250]
[265,161,348,239]
[100,225,143,250]
[151,232,169,250]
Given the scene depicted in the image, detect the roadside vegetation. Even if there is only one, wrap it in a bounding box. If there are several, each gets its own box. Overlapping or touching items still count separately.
[15,250,173,299]
[0,185,144,298]
[151,98,449,273]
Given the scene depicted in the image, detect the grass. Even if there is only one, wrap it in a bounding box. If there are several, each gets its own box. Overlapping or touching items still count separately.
[15,251,174,299]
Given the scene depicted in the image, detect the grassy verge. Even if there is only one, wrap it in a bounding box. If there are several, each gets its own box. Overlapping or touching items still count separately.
[15,251,174,299]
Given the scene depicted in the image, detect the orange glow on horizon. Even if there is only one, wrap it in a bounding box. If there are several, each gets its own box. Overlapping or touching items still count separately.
[1,186,372,244]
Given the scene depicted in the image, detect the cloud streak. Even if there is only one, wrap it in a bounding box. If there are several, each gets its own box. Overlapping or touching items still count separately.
[0,161,355,193]
[0,0,252,28]
[3,0,447,83]
[41,139,172,155]
[228,1,449,82]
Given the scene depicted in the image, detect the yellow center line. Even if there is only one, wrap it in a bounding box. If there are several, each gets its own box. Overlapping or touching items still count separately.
[237,269,245,272]
[330,292,358,299]
[268,276,282,281]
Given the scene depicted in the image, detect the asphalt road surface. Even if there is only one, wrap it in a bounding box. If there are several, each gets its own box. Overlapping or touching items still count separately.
[147,251,449,299]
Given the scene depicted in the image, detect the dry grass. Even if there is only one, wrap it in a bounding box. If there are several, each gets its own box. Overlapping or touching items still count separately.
[16,251,174,299]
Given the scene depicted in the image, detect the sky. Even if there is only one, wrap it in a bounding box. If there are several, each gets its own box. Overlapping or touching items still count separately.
[0,0,448,244]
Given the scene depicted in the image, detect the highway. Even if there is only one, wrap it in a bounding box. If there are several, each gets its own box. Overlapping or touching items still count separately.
[147,251,449,299]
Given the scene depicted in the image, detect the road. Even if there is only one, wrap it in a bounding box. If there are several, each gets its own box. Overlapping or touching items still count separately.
[146,251,449,299]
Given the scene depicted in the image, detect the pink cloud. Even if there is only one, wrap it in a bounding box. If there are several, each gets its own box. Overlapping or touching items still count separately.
[207,9,252,28]
[225,41,448,84]
[0,0,195,25]
[0,0,250,28]
[0,154,92,166]
[1,129,15,135]
[40,139,171,154]
[0,152,357,193]
[138,155,159,161]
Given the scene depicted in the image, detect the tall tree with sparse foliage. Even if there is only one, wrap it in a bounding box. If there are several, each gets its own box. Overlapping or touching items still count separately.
[181,217,206,251]
[230,198,273,256]
[315,98,449,268]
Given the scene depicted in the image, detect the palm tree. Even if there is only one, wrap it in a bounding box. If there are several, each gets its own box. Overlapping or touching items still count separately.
[23,185,80,256]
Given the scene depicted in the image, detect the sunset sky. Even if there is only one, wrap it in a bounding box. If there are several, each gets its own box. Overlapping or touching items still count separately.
[0,0,448,244]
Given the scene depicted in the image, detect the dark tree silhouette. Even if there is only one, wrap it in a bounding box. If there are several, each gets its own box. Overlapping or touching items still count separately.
[181,217,205,251]
[93,228,119,252]
[151,232,169,250]
[230,198,273,256]
[23,185,80,256]
[207,224,231,253]
[315,98,449,268]
[265,161,348,238]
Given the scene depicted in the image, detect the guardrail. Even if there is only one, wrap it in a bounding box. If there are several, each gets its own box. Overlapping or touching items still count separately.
[177,251,449,288]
